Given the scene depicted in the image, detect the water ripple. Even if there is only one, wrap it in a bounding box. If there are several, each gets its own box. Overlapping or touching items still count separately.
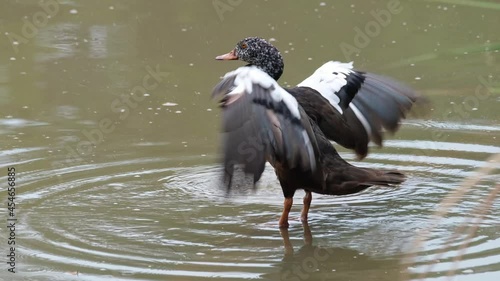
[7,138,500,280]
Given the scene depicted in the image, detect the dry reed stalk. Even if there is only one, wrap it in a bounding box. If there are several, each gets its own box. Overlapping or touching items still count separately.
[403,153,500,280]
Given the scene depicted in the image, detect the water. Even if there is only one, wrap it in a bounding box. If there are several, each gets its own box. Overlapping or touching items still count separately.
[0,0,499,280]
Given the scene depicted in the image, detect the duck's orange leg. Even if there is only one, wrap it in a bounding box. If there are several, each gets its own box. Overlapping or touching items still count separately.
[301,191,312,222]
[279,197,293,228]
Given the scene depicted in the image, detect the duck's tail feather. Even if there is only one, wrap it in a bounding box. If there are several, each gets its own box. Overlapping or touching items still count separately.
[323,166,405,196]
[362,169,406,186]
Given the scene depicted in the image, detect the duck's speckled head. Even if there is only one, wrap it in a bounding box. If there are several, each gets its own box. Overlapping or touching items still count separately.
[216,37,284,80]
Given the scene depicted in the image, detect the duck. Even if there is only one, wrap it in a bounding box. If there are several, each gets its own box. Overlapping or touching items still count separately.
[212,37,425,228]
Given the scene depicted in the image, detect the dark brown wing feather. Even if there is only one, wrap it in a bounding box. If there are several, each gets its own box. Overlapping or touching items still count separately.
[290,72,426,159]
[212,67,322,191]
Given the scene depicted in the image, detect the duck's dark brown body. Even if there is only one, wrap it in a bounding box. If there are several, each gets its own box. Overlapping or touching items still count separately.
[274,118,403,196]
[213,37,426,228]
[271,116,404,227]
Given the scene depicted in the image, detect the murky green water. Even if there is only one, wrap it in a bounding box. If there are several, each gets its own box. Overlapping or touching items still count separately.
[0,0,499,280]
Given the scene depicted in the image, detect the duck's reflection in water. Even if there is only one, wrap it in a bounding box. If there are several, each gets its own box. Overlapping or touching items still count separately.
[269,222,402,281]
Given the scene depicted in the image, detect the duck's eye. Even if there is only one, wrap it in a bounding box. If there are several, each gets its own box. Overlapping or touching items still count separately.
[240,43,248,49]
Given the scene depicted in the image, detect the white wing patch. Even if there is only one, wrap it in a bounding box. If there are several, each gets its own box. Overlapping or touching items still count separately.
[225,66,301,119]
[302,130,316,170]
[349,103,372,138]
[297,61,354,114]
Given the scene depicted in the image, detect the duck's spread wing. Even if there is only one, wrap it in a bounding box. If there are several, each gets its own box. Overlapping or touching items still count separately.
[212,66,319,190]
[294,61,425,159]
